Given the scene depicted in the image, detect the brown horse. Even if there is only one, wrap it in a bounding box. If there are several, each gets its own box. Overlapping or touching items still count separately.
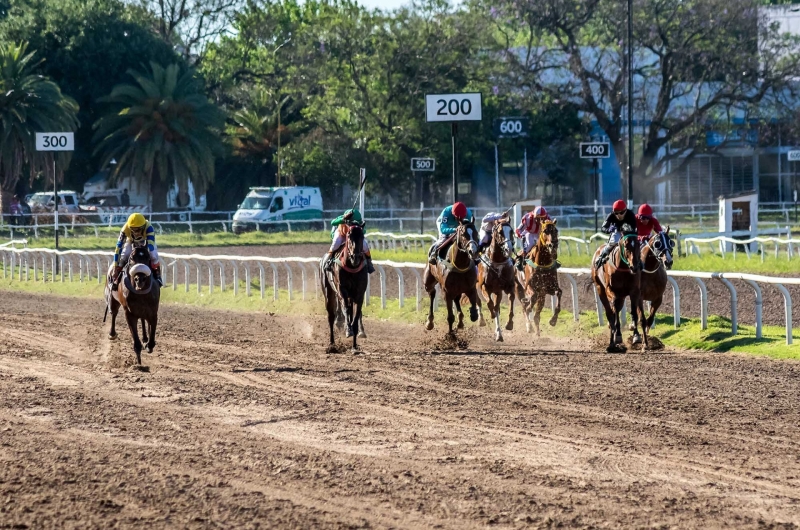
[517,219,562,336]
[591,232,647,352]
[475,221,517,341]
[321,223,369,351]
[424,222,480,333]
[630,227,674,337]
[104,245,160,365]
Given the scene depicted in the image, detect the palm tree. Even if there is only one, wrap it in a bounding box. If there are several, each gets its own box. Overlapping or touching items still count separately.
[93,62,224,212]
[0,42,79,213]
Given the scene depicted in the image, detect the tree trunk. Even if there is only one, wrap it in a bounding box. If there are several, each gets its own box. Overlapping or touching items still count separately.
[150,169,170,217]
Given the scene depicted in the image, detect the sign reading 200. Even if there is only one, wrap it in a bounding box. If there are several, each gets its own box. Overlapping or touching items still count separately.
[425,93,483,122]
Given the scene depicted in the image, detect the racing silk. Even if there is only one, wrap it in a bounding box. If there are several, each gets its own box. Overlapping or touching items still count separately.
[329,208,363,239]
[114,221,156,264]
[480,212,506,233]
[436,205,475,236]
[515,212,551,238]
[636,215,663,238]
[601,210,638,235]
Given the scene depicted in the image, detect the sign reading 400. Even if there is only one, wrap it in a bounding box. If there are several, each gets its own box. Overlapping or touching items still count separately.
[425,93,483,122]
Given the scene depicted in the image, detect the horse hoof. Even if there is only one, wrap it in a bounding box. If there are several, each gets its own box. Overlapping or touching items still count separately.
[615,334,624,345]
[345,327,353,338]
[549,317,558,327]
[425,321,434,331]
[632,334,642,345]
[457,322,465,330]
[525,322,532,333]
[108,333,117,340]
[469,308,479,322]
[495,334,503,342]
[357,331,367,339]
[606,345,617,353]
[146,346,154,353]
[478,317,486,327]
[628,323,636,332]
[505,321,513,331]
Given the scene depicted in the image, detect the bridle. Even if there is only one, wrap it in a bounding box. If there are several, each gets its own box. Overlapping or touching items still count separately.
[447,223,478,272]
[490,222,514,260]
[642,231,674,272]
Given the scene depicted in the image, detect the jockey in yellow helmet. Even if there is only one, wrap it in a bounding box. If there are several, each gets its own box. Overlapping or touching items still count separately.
[109,212,162,289]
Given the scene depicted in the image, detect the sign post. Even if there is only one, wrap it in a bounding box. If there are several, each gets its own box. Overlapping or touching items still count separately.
[411,158,434,226]
[790,152,800,223]
[426,93,482,202]
[36,132,74,260]
[493,117,530,204]
[580,142,611,233]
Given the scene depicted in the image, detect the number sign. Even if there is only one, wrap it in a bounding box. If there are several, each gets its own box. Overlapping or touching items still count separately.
[425,93,482,122]
[36,132,74,152]
[788,150,800,162]
[494,117,529,138]
[411,158,435,171]
[579,142,610,158]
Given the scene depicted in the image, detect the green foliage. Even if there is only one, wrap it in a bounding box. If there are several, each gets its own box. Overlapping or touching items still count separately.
[93,62,226,211]
[0,41,78,207]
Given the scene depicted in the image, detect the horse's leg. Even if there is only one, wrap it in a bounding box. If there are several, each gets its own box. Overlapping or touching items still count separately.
[109,299,119,340]
[476,291,486,327]
[549,284,562,327]
[146,314,157,353]
[357,312,367,339]
[467,288,479,323]
[646,295,662,333]
[446,296,456,334]
[630,296,642,344]
[140,319,148,344]
[505,283,515,331]
[352,301,362,351]
[426,289,436,330]
[344,299,355,338]
[493,291,504,342]
[611,294,626,348]
[325,287,337,346]
[124,310,143,365]
[533,293,545,338]
[454,297,465,330]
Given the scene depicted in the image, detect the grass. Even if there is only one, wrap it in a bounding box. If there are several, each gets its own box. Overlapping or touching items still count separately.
[1,267,798,360]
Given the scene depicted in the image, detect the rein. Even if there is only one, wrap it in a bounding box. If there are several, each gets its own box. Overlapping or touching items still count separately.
[530,221,559,269]
[444,224,474,273]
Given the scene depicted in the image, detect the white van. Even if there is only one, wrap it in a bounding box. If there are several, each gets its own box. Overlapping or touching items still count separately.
[232,186,323,233]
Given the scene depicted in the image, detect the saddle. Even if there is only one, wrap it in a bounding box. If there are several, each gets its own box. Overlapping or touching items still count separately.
[436,234,457,260]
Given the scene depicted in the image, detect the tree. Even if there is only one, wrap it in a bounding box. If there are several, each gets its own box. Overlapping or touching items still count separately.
[0,0,181,191]
[93,62,225,212]
[488,0,800,200]
[0,42,79,212]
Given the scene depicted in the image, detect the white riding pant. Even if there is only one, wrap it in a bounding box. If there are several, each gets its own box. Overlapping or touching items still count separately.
[329,233,370,253]
[120,242,159,266]
[478,229,492,247]
[520,232,536,254]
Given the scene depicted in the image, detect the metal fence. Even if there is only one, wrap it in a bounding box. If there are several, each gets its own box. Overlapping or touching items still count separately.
[0,246,796,345]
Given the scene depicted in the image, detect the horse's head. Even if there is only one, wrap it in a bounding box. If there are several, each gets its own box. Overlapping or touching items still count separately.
[650,226,674,270]
[621,233,641,274]
[539,219,559,259]
[345,223,365,268]
[457,222,479,259]
[127,245,152,291]
[491,221,514,258]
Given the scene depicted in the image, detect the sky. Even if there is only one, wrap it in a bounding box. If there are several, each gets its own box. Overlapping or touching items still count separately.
[357,0,462,11]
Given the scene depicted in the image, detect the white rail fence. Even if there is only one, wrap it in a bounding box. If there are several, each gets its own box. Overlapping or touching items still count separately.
[0,246,797,345]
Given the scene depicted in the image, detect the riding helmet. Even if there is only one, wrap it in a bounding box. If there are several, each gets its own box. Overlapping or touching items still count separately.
[452,202,467,220]
[127,212,147,228]
[638,203,653,218]
[612,199,627,212]
[533,206,548,218]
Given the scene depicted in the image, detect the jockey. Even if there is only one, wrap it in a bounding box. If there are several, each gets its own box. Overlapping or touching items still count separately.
[635,203,664,239]
[110,212,161,289]
[515,206,550,270]
[323,208,375,274]
[594,199,638,269]
[428,201,474,264]
[477,211,511,254]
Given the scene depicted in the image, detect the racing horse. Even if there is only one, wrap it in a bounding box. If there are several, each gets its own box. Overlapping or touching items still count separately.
[591,230,647,352]
[321,222,369,351]
[630,227,674,337]
[517,220,562,336]
[424,222,480,334]
[104,245,161,365]
[475,220,517,341]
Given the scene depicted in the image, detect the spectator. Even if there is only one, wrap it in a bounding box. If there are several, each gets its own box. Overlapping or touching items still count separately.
[121,188,130,206]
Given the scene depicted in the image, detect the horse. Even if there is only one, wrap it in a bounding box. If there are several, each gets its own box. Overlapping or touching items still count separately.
[424,222,480,334]
[630,227,674,337]
[591,231,647,352]
[516,219,562,336]
[321,223,369,351]
[474,220,517,341]
[104,245,161,365]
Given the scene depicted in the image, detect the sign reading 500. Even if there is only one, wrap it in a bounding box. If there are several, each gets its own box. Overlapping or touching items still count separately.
[425,93,483,122]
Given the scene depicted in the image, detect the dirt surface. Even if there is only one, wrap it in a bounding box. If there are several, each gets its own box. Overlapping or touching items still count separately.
[1,292,799,528]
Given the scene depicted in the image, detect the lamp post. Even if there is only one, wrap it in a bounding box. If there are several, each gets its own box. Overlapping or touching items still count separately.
[627,0,634,205]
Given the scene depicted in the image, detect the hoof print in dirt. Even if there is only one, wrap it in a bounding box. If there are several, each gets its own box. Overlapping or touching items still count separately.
[606,344,627,354]
[643,337,665,351]
[132,365,150,373]
[326,343,346,354]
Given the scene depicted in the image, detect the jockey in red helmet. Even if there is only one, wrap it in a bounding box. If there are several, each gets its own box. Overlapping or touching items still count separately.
[635,203,663,238]
[428,201,474,264]
[595,199,638,269]
[515,205,551,270]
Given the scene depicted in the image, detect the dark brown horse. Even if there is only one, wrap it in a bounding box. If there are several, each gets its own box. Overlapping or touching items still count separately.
[517,219,562,336]
[104,245,160,365]
[475,221,517,341]
[321,223,369,351]
[630,228,674,337]
[424,222,479,333]
[591,232,647,352]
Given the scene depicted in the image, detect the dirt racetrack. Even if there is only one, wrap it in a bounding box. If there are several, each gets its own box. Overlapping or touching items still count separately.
[1,292,799,529]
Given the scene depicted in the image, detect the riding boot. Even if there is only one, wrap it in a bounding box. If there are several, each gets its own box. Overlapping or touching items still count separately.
[323,252,334,272]
[365,252,375,274]
[595,245,611,269]
[151,263,164,287]
[515,254,524,271]
[428,245,438,265]
[110,265,122,291]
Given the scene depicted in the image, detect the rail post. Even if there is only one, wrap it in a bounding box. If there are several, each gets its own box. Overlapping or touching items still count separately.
[715,274,738,335]
[742,279,763,339]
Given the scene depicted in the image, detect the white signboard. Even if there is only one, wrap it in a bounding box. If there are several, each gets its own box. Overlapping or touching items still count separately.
[787,150,800,161]
[425,93,482,122]
[36,132,74,151]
